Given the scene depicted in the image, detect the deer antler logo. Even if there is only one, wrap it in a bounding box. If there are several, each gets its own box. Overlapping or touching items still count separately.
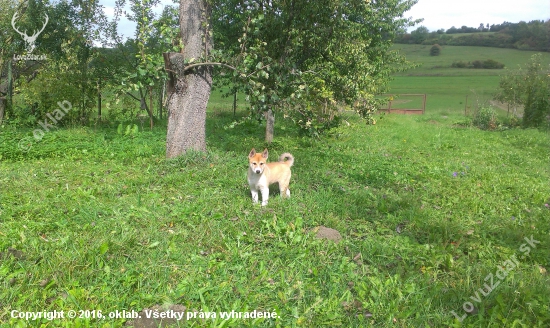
[11,12,49,54]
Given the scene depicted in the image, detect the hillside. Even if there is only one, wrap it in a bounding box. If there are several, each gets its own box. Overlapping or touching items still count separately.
[392,44,550,77]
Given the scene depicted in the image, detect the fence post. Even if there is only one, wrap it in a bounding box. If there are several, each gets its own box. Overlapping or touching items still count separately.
[422,94,426,114]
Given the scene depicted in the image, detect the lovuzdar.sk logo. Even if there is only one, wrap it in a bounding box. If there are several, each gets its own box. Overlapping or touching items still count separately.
[11,11,48,61]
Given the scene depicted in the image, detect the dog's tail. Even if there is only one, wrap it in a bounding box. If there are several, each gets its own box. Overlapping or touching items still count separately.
[279,153,294,167]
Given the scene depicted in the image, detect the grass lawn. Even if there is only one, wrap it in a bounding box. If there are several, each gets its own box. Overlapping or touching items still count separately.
[1,103,549,326]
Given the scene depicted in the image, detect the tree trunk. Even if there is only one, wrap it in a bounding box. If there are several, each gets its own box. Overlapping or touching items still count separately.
[233,91,237,117]
[148,86,154,130]
[139,87,154,130]
[265,108,275,143]
[163,0,212,158]
[0,97,5,124]
[7,59,13,118]
[97,78,102,121]
[159,81,165,120]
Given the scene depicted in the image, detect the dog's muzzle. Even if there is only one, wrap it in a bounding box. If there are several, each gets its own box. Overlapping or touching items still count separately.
[255,169,261,174]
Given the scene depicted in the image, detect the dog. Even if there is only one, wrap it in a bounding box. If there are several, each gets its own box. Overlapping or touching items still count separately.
[247,148,294,206]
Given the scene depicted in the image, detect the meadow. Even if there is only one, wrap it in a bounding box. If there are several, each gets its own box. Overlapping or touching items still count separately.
[1,46,549,327]
[392,44,550,77]
[389,44,550,113]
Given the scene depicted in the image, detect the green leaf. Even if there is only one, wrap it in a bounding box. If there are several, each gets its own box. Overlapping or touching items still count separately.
[147,241,160,248]
[99,242,109,255]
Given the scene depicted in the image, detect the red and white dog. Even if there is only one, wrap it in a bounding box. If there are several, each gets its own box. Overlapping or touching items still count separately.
[247,148,294,206]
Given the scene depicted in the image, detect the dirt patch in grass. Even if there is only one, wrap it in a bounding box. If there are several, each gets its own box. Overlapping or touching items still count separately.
[0,248,25,261]
[313,226,342,243]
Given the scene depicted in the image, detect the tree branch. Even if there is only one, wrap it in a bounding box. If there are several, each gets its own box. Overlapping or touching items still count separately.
[164,57,272,81]
[182,62,237,72]
[246,64,271,78]
[125,91,141,102]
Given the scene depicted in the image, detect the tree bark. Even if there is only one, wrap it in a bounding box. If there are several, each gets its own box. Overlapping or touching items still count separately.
[164,0,212,158]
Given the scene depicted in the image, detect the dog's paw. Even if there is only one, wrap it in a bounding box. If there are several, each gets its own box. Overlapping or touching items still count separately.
[261,201,268,206]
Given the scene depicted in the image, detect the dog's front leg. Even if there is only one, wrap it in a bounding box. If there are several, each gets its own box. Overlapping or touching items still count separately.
[260,187,269,206]
[250,187,259,204]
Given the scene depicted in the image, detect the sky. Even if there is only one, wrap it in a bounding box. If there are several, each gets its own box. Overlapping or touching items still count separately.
[99,0,176,40]
[405,0,549,32]
[99,0,550,38]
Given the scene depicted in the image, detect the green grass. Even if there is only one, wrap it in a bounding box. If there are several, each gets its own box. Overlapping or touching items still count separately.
[390,75,500,114]
[393,44,550,76]
[1,104,549,327]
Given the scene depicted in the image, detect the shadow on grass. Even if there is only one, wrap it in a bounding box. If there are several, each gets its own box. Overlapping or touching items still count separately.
[205,108,305,153]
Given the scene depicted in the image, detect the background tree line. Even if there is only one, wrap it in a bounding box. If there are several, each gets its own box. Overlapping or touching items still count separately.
[396,20,550,52]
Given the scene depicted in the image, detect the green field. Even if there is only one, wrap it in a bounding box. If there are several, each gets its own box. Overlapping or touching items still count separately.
[389,75,499,114]
[392,44,550,76]
[387,45,550,115]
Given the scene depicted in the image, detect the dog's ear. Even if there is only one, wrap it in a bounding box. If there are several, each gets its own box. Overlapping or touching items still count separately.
[249,148,256,158]
[262,148,268,159]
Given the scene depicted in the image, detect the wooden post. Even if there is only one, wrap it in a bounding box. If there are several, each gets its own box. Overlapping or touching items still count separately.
[422,94,427,114]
